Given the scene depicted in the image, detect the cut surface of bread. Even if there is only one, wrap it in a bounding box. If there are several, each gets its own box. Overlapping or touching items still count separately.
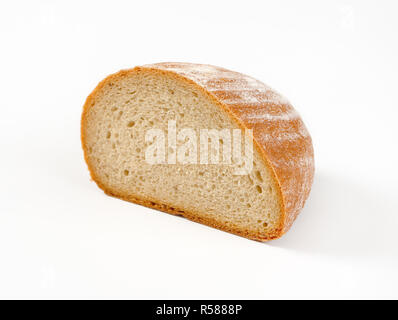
[81,63,314,241]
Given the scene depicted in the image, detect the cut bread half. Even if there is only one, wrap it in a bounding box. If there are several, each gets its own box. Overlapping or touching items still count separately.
[81,63,314,241]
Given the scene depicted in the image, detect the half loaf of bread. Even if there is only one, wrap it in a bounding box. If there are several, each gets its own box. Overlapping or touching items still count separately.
[81,62,314,241]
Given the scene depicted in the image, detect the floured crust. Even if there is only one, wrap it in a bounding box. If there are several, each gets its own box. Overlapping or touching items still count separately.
[82,63,314,241]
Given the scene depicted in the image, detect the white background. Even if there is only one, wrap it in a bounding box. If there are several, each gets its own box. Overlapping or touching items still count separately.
[0,0,397,299]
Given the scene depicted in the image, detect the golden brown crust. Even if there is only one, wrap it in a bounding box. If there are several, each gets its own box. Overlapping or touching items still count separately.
[105,190,282,241]
[81,63,314,241]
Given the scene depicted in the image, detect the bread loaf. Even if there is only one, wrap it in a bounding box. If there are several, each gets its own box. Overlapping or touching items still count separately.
[81,62,314,241]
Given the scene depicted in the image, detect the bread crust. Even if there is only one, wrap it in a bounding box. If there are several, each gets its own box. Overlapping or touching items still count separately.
[81,63,314,241]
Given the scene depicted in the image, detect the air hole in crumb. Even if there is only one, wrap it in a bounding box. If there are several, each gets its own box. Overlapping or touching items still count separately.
[123,170,129,176]
[247,204,251,208]
[111,107,118,112]
[128,90,136,95]
[263,222,268,227]
[256,185,262,193]
[226,205,231,209]
[136,148,141,153]
[169,89,175,95]
[106,131,111,139]
[255,170,263,182]
[127,121,135,127]
[199,172,204,176]
[269,186,273,192]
